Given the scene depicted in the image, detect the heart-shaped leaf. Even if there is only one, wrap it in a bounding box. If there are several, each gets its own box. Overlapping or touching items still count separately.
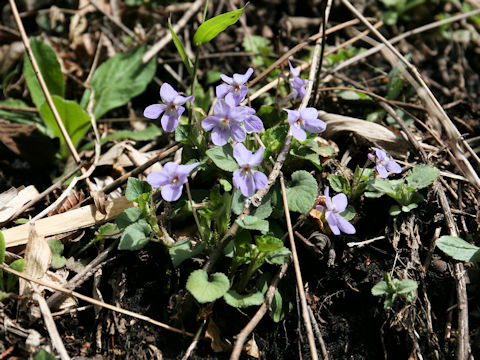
[223,290,264,308]
[186,269,229,303]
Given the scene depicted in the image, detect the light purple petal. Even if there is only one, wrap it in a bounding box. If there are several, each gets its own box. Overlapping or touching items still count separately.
[304,118,326,134]
[160,83,178,103]
[386,160,402,174]
[161,184,183,202]
[248,147,265,168]
[232,68,254,85]
[290,124,307,142]
[177,162,200,177]
[220,74,233,84]
[253,170,268,190]
[161,112,180,132]
[299,108,318,121]
[326,211,340,235]
[283,109,299,125]
[292,88,299,100]
[173,95,193,106]
[146,171,170,188]
[244,115,264,133]
[233,169,242,191]
[211,126,230,146]
[233,143,252,167]
[230,123,246,143]
[372,147,386,161]
[214,99,231,118]
[233,85,248,103]
[298,87,306,99]
[376,164,389,178]
[324,187,332,211]
[336,216,356,234]
[288,60,300,77]
[162,162,179,176]
[237,172,256,197]
[332,193,348,212]
[224,93,240,107]
[216,84,231,99]
[144,104,165,119]
[202,116,221,131]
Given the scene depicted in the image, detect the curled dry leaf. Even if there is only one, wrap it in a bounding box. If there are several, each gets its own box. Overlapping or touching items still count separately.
[0,185,39,223]
[205,318,231,352]
[318,111,408,156]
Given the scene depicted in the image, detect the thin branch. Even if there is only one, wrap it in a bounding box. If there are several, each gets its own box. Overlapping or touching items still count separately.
[280,174,318,360]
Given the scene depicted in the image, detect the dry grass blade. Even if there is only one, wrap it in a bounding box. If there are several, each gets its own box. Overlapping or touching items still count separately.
[319,111,408,155]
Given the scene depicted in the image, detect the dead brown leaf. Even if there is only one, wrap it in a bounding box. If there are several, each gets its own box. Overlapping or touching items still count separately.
[205,318,231,352]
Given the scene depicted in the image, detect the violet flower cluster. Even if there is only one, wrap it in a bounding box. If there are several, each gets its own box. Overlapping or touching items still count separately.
[316,187,355,236]
[368,147,402,178]
[202,68,264,146]
[144,83,194,132]
[147,162,199,202]
[288,60,308,100]
[232,144,268,197]
[284,108,326,142]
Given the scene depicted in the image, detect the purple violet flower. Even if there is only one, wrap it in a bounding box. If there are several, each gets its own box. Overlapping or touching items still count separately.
[147,162,199,202]
[316,187,355,235]
[283,108,326,142]
[288,61,308,100]
[216,68,254,105]
[144,83,194,132]
[232,144,268,197]
[368,147,402,178]
[242,105,264,134]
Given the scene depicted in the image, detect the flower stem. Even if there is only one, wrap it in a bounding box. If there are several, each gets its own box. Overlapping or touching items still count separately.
[185,181,204,242]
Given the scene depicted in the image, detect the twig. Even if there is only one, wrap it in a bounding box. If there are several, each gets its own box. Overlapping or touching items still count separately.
[33,291,71,360]
[9,0,81,164]
[47,241,118,310]
[181,319,206,360]
[142,0,205,64]
[307,306,329,360]
[280,174,318,360]
[1,264,194,337]
[230,262,290,360]
[347,236,385,248]
[89,0,136,39]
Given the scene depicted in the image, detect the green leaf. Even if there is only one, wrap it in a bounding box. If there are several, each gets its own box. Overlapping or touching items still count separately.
[251,197,272,220]
[116,207,143,231]
[406,164,439,190]
[186,269,230,303]
[436,235,480,262]
[232,190,246,215]
[86,45,156,119]
[328,174,349,194]
[219,179,232,192]
[39,96,91,159]
[206,144,238,172]
[34,349,58,360]
[193,6,246,45]
[389,205,402,216]
[339,205,356,221]
[223,290,264,308]
[285,170,318,213]
[6,258,25,292]
[396,279,418,294]
[255,234,283,252]
[169,239,205,268]
[80,124,162,151]
[371,281,390,296]
[48,239,66,269]
[337,90,371,100]
[118,222,151,251]
[24,38,64,109]
[169,18,194,75]
[266,247,291,265]
[125,177,152,202]
[366,178,395,196]
[0,99,41,125]
[236,216,269,233]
